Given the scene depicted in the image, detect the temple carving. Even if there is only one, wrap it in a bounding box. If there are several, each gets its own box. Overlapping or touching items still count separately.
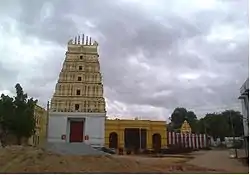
[50,34,106,113]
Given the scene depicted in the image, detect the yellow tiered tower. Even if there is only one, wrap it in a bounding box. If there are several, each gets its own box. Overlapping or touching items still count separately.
[48,34,106,146]
[50,35,105,113]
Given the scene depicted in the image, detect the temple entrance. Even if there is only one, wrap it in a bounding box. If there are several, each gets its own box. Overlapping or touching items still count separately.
[124,128,146,152]
[109,132,118,149]
[152,133,161,152]
[69,120,84,142]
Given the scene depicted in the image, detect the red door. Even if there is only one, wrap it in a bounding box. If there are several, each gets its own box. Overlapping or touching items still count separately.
[69,121,84,142]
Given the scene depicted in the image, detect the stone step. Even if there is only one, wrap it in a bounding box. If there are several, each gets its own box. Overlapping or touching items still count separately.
[45,142,107,156]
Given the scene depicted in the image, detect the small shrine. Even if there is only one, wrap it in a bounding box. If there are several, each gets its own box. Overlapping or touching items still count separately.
[180,120,192,133]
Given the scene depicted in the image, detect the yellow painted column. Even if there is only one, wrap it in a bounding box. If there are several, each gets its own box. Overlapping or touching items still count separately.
[118,128,124,148]
[147,129,152,149]
[160,130,167,147]
[104,130,110,148]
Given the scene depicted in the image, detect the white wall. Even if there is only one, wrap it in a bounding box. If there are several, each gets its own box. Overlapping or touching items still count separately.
[47,112,105,146]
[48,114,67,143]
[85,117,105,147]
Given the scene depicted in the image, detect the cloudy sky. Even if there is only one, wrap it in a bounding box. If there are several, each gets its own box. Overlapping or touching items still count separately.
[0,0,249,121]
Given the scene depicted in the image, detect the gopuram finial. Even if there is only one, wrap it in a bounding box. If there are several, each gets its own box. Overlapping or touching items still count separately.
[93,41,98,46]
[89,37,92,45]
[68,39,73,45]
[74,36,77,44]
[69,34,98,46]
[78,35,80,44]
[82,34,85,45]
[86,36,89,45]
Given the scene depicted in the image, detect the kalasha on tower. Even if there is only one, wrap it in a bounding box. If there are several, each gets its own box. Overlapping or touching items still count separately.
[48,34,106,147]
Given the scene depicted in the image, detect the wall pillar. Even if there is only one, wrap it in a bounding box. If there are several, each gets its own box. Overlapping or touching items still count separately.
[118,128,124,148]
[147,129,152,149]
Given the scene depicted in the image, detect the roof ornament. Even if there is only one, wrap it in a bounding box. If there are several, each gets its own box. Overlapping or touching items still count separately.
[74,36,77,44]
[68,39,73,44]
[93,41,98,46]
[82,34,85,45]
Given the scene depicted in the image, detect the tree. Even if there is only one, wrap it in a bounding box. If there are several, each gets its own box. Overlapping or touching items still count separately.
[168,107,244,139]
[197,110,244,141]
[205,113,230,140]
[196,117,206,134]
[0,94,16,147]
[221,110,244,137]
[0,83,37,145]
[10,83,37,144]
[186,111,199,132]
[169,107,198,132]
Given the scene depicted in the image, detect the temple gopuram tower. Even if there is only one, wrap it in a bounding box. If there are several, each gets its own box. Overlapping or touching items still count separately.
[48,34,106,147]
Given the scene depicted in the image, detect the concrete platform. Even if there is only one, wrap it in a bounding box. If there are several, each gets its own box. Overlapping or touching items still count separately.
[45,142,107,156]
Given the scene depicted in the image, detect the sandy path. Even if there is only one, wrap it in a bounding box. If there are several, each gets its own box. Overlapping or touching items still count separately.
[188,150,249,173]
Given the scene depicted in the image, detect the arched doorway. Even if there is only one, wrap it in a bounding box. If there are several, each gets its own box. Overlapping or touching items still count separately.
[152,133,161,152]
[109,132,118,149]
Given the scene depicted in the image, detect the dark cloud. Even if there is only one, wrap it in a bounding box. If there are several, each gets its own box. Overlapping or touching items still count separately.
[0,0,248,120]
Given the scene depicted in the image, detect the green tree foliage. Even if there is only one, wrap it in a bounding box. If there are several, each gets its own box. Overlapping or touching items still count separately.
[0,83,37,145]
[0,94,15,133]
[221,110,244,137]
[197,113,229,140]
[168,107,244,141]
[169,107,198,132]
[196,110,244,140]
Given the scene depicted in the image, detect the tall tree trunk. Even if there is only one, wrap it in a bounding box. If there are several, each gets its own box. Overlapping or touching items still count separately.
[0,130,7,148]
[17,136,22,145]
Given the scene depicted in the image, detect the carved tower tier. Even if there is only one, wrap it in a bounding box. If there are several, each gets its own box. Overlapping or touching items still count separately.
[50,34,106,114]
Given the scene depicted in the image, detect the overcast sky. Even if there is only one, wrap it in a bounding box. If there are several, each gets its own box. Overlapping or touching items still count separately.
[0,0,249,121]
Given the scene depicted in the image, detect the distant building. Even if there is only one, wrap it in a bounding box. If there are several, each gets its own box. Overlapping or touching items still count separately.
[105,119,167,151]
[238,78,249,157]
[28,104,47,146]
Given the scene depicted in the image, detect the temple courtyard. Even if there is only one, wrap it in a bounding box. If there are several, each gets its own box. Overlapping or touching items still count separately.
[0,146,248,173]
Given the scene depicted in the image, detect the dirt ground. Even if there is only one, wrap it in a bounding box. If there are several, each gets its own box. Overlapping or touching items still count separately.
[188,149,249,174]
[0,146,228,173]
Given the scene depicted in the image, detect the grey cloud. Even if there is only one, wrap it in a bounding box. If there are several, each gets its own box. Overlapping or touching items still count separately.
[0,63,18,90]
[0,0,248,119]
